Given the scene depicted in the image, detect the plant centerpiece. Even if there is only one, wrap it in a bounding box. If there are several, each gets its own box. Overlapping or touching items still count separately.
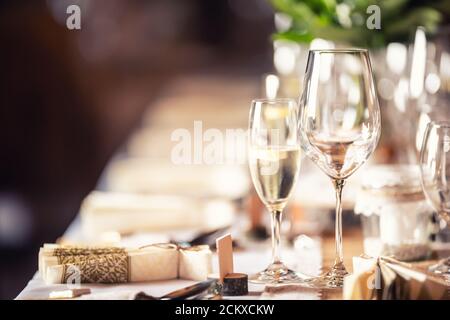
[270,0,448,48]
[269,0,450,164]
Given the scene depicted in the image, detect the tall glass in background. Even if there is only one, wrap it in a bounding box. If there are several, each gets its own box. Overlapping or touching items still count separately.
[409,27,450,162]
[419,121,450,277]
[248,98,302,283]
[299,49,381,288]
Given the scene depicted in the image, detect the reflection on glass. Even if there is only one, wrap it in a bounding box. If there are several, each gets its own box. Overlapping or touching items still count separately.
[299,49,381,288]
[248,98,302,284]
[420,121,450,277]
[420,121,450,224]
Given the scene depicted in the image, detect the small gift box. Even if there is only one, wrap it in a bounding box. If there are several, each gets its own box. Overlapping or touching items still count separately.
[178,245,212,281]
[39,243,212,284]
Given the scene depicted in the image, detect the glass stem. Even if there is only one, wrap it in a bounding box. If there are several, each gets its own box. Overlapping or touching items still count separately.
[270,209,283,264]
[333,179,345,266]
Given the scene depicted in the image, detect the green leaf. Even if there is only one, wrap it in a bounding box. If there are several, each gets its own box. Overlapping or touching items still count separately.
[269,0,446,48]
[272,30,315,43]
[384,7,442,38]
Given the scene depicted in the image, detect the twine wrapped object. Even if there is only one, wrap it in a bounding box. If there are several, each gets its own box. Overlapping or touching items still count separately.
[39,243,212,284]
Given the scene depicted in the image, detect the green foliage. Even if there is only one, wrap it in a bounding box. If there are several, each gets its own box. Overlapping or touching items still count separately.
[270,0,447,48]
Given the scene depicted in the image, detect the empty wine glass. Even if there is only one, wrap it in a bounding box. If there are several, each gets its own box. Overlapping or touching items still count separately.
[248,98,302,283]
[299,49,381,288]
[419,121,450,278]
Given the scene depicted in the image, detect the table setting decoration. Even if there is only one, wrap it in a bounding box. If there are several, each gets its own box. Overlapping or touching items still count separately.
[354,165,435,261]
[13,37,450,302]
[134,233,250,300]
[248,98,303,284]
[298,48,381,288]
[270,1,450,166]
[211,234,249,296]
[270,0,445,49]
[39,243,212,284]
[343,255,449,300]
[133,280,217,300]
[419,120,450,278]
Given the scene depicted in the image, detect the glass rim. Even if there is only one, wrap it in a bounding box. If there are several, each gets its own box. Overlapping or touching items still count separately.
[251,98,297,104]
[309,48,368,54]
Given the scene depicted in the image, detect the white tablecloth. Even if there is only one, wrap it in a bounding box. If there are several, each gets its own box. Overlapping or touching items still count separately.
[16,218,323,300]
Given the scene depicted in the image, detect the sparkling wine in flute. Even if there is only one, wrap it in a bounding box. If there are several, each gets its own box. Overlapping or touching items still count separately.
[248,98,302,284]
[249,146,301,212]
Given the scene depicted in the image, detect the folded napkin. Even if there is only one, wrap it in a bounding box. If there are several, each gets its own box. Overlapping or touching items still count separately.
[343,256,378,300]
[80,191,235,238]
[39,243,212,284]
[344,255,450,300]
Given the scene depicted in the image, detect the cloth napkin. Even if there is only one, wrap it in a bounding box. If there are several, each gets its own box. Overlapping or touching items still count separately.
[343,255,449,300]
[39,243,212,284]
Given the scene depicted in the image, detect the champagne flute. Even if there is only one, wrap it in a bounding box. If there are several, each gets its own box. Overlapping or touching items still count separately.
[248,98,302,283]
[419,121,450,277]
[299,49,381,288]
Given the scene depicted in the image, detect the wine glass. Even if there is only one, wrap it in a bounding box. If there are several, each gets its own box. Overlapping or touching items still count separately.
[248,98,302,283]
[419,121,450,277]
[299,49,381,288]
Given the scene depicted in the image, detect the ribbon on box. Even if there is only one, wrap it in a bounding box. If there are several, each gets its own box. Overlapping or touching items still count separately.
[58,252,129,284]
[39,243,212,284]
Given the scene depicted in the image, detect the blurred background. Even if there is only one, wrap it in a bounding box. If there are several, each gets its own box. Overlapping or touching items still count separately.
[2,0,450,300]
[0,0,275,299]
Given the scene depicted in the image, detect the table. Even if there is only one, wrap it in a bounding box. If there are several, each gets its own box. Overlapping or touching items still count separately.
[16,216,364,300]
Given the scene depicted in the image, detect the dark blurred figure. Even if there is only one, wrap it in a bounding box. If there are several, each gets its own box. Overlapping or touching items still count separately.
[0,0,274,299]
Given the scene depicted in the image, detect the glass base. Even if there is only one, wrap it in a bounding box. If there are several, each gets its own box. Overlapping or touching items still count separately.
[249,261,301,284]
[302,262,349,289]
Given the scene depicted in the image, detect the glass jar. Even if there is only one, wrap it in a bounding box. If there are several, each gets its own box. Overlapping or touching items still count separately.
[354,165,435,261]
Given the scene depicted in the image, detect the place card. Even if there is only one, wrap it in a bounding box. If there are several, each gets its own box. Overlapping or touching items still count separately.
[214,233,248,296]
[216,233,234,283]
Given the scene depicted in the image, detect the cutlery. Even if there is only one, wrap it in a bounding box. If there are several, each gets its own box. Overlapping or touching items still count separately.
[134,279,215,300]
